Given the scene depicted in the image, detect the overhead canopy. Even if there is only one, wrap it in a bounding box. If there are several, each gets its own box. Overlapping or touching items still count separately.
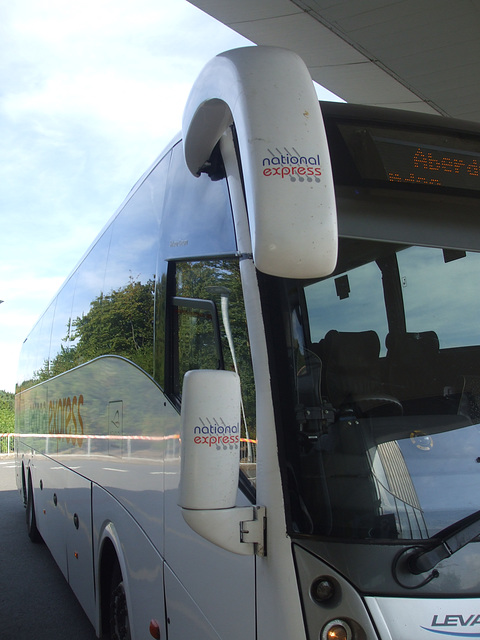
[189,0,480,122]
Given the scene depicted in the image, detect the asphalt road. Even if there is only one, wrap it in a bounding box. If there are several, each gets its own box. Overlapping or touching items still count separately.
[0,456,97,640]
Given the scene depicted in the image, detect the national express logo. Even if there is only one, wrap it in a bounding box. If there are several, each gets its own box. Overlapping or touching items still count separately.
[192,418,240,449]
[262,147,323,182]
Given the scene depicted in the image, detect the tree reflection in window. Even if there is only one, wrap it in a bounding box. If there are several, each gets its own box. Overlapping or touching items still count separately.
[32,276,155,384]
[173,259,256,476]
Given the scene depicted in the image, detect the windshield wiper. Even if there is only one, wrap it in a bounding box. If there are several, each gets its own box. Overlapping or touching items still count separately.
[408,509,480,575]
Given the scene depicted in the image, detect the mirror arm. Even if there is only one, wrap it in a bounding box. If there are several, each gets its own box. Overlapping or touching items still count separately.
[182,505,266,557]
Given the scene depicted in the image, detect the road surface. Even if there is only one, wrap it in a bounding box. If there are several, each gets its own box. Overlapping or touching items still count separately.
[0,456,97,640]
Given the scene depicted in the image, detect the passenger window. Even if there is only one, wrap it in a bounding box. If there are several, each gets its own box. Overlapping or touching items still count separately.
[162,143,237,260]
[48,273,77,378]
[17,301,56,390]
[398,246,480,348]
[172,297,223,398]
[42,156,168,379]
[170,259,257,491]
[305,260,389,355]
[68,225,112,358]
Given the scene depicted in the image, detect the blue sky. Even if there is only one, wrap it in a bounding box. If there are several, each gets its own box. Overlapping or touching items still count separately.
[0,0,338,393]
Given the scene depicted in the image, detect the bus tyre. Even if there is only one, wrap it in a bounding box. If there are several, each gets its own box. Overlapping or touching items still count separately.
[21,465,28,508]
[26,475,41,543]
[109,567,131,640]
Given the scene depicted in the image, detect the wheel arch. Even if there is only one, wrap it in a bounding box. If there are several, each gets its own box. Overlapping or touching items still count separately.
[97,521,132,638]
[21,461,27,507]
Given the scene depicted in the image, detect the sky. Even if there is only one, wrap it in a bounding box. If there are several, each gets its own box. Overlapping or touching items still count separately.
[0,0,339,394]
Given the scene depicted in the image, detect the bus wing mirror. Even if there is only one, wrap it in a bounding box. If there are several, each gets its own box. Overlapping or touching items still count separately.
[182,46,338,280]
[179,369,241,510]
[178,369,266,556]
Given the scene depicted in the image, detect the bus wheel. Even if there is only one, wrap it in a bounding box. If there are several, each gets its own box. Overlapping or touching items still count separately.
[26,474,41,543]
[109,566,131,640]
[21,464,27,508]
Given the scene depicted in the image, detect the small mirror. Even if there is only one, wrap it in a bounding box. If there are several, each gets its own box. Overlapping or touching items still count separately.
[178,369,241,511]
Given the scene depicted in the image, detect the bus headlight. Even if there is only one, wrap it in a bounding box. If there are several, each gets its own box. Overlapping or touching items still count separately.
[321,619,353,640]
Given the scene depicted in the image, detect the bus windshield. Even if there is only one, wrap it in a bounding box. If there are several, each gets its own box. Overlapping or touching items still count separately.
[279,238,480,542]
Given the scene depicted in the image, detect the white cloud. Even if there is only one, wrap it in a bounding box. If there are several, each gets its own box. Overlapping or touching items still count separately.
[4,71,191,142]
[1,0,248,134]
[0,0,341,396]
[0,0,252,393]
[0,273,65,392]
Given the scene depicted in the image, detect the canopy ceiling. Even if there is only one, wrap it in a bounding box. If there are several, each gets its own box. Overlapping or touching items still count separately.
[190,0,480,122]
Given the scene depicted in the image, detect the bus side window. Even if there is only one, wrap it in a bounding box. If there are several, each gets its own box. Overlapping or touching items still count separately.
[169,259,257,492]
[171,296,223,399]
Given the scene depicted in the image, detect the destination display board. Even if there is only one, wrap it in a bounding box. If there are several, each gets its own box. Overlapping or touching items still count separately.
[338,122,480,191]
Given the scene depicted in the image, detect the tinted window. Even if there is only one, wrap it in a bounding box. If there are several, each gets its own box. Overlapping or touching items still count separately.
[305,260,389,355]
[37,156,170,379]
[17,302,55,390]
[57,225,111,367]
[398,246,480,348]
[170,259,256,488]
[48,273,77,377]
[172,297,222,398]
[162,142,236,260]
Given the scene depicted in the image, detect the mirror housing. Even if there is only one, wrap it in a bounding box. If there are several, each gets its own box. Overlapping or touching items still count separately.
[178,369,265,556]
[182,46,338,280]
[179,369,241,510]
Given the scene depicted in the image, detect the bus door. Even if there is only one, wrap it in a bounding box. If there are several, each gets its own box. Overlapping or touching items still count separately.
[162,258,257,639]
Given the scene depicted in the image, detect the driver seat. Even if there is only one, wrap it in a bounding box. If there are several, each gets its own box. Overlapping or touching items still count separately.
[318,329,401,416]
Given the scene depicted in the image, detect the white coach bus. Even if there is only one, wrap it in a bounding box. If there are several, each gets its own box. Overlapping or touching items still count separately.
[15,46,480,640]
